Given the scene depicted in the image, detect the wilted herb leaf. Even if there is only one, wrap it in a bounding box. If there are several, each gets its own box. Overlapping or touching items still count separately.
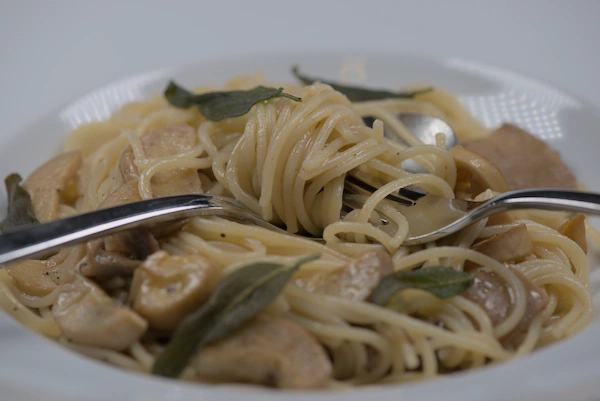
[152,253,320,378]
[371,266,473,305]
[164,81,301,121]
[0,173,39,232]
[292,66,432,102]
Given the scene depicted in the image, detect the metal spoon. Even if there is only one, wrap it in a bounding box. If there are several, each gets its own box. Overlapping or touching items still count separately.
[364,112,457,149]
[363,112,457,176]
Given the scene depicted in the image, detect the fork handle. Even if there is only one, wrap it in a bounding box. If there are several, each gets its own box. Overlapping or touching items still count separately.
[482,189,600,215]
[405,188,600,246]
[0,195,223,266]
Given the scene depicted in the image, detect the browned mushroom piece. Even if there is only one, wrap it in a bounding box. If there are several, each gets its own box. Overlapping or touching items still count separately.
[100,179,142,208]
[558,214,587,253]
[486,211,515,226]
[147,219,189,239]
[449,146,510,200]
[83,238,145,277]
[462,123,577,190]
[462,267,548,340]
[129,250,222,331]
[119,146,139,182]
[294,250,394,302]
[191,314,333,389]
[6,245,86,290]
[115,154,191,237]
[81,180,154,277]
[140,123,203,197]
[5,259,58,297]
[471,224,533,263]
[52,276,148,351]
[22,151,82,222]
[81,179,190,278]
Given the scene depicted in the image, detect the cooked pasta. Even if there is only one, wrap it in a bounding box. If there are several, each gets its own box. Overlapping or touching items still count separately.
[0,71,592,389]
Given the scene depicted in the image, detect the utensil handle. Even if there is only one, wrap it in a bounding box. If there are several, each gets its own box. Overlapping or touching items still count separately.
[489,189,600,215]
[0,195,218,265]
[404,188,600,246]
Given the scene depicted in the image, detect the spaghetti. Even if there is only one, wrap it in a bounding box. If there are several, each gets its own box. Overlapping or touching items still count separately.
[0,72,592,389]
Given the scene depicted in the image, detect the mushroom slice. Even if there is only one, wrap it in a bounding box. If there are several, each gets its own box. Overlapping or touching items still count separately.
[294,250,393,302]
[449,146,509,199]
[141,123,202,197]
[558,214,587,253]
[462,267,548,339]
[52,276,148,351]
[99,179,142,208]
[142,123,197,157]
[191,314,332,389]
[462,269,509,326]
[147,219,189,239]
[7,245,85,290]
[82,179,188,278]
[82,238,141,277]
[129,250,222,331]
[81,180,155,277]
[97,179,159,260]
[486,211,515,226]
[150,167,203,198]
[462,124,577,190]
[119,146,139,182]
[22,151,82,222]
[109,227,160,260]
[471,224,533,262]
[99,172,189,236]
[5,260,58,297]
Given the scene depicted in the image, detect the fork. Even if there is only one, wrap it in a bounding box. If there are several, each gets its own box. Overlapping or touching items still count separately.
[0,194,289,265]
[344,172,600,243]
[1,187,600,266]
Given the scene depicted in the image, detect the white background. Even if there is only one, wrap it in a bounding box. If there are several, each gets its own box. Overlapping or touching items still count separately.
[1,1,599,139]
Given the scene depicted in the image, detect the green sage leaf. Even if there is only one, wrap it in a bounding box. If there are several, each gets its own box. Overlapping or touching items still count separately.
[0,173,39,232]
[292,66,432,102]
[371,266,473,305]
[152,253,320,378]
[164,81,301,121]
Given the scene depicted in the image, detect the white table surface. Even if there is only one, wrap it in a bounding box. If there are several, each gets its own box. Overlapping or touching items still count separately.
[1,0,599,139]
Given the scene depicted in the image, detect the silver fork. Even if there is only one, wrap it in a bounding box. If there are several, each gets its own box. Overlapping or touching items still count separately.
[2,188,600,266]
[0,194,289,265]
[344,172,600,243]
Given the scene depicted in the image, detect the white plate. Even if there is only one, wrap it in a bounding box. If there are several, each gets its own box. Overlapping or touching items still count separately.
[2,51,600,401]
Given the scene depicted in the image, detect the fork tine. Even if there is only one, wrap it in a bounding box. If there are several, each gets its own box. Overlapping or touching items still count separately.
[206,195,290,234]
[344,171,416,206]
